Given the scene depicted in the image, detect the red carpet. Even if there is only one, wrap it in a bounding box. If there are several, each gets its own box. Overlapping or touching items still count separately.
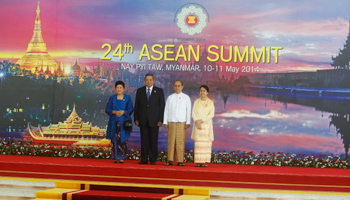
[67,191,179,200]
[0,155,350,192]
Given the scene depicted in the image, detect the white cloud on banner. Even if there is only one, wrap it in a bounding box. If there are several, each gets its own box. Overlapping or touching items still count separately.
[216,110,289,119]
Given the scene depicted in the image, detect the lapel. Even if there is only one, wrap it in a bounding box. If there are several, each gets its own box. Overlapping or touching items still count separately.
[143,86,148,102]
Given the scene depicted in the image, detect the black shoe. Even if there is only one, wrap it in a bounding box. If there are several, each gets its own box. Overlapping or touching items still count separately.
[139,161,148,164]
[164,162,173,166]
[150,162,156,165]
[113,160,118,163]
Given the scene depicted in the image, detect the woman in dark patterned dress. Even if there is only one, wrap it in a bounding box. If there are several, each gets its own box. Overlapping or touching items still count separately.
[105,81,133,163]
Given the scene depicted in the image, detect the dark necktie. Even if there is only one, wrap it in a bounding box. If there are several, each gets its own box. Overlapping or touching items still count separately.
[147,88,150,101]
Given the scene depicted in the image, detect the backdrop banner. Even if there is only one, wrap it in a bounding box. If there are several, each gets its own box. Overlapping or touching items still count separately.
[1,0,350,158]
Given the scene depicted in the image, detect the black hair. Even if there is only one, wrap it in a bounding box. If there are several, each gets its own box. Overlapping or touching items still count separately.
[199,85,209,92]
[115,81,125,88]
[144,74,154,80]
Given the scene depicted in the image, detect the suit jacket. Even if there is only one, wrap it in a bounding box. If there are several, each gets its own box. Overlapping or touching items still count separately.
[134,86,165,127]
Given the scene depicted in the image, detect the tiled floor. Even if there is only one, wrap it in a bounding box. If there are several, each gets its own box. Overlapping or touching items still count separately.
[0,180,55,200]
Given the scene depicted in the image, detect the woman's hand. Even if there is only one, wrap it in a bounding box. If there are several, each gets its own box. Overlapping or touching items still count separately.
[116,110,125,117]
[113,110,125,117]
[195,120,203,130]
[195,120,203,126]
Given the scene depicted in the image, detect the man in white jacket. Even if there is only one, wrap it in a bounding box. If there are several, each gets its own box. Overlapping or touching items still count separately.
[163,80,191,166]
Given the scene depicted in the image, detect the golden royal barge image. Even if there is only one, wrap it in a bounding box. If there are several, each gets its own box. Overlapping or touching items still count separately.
[28,105,110,146]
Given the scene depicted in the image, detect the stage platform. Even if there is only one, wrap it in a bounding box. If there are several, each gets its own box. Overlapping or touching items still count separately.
[0,155,349,200]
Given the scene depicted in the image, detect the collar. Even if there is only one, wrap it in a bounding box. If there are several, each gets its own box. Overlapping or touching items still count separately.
[146,85,153,92]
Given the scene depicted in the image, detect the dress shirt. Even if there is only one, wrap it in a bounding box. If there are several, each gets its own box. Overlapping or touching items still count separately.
[163,92,191,125]
[146,85,154,96]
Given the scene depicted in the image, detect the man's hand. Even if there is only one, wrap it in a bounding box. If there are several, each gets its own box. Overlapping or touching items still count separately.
[164,124,168,130]
[135,121,139,126]
[185,124,190,129]
[157,122,162,127]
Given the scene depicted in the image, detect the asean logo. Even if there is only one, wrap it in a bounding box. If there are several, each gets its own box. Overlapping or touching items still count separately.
[175,3,210,36]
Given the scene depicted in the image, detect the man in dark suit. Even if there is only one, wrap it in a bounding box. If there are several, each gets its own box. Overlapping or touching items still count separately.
[134,74,165,165]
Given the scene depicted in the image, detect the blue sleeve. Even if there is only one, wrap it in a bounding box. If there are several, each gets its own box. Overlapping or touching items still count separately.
[105,96,114,116]
[125,96,134,116]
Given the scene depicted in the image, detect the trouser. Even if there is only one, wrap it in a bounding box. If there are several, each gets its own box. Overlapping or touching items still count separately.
[167,122,186,162]
[140,122,159,163]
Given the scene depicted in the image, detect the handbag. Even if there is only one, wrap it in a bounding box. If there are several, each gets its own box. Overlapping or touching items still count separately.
[123,119,133,131]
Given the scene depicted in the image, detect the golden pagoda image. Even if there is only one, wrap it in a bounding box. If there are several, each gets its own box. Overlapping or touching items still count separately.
[27,105,110,147]
[16,2,58,72]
